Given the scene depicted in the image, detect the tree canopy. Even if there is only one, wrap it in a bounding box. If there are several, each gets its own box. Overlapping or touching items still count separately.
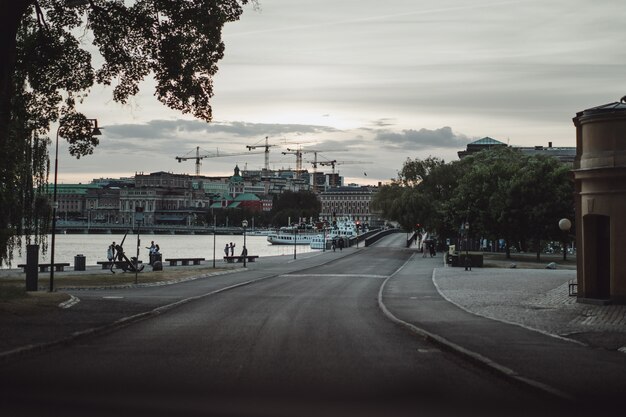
[372,148,574,258]
[0,0,250,265]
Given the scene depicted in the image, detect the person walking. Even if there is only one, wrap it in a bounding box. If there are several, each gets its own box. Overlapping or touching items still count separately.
[338,238,344,251]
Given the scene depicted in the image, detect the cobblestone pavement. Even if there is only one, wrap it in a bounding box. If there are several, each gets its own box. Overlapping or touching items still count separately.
[433,267,626,351]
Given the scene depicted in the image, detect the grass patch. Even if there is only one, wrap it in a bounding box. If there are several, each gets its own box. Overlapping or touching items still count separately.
[0,291,70,316]
[0,286,28,301]
[0,266,230,290]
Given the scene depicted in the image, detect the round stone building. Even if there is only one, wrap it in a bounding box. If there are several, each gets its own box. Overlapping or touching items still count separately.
[573,98,626,304]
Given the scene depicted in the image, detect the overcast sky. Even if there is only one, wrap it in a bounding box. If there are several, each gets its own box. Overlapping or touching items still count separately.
[62,0,626,185]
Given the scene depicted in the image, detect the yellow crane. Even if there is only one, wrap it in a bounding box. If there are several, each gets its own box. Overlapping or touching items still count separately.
[318,160,371,187]
[175,146,262,176]
[246,136,278,174]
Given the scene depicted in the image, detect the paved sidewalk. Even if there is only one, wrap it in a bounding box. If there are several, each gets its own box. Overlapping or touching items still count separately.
[381,255,626,408]
[433,267,626,350]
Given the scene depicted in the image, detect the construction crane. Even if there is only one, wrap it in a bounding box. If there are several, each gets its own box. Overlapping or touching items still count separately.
[175,146,263,176]
[246,136,278,173]
[283,147,329,179]
[281,147,305,179]
[318,160,371,187]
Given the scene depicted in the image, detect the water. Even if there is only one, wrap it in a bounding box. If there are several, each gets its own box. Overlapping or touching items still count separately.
[3,233,315,268]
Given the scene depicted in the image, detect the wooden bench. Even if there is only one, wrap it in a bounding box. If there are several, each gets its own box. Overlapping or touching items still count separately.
[223,255,259,264]
[18,263,70,273]
[164,258,205,266]
[97,260,143,269]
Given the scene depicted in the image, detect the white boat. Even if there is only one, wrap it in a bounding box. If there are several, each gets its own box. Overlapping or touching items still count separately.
[310,234,329,250]
[266,226,319,245]
[310,219,362,249]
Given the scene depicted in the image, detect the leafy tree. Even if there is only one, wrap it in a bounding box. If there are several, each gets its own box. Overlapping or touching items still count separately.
[449,147,526,257]
[372,157,446,232]
[508,155,574,260]
[376,148,575,258]
[0,0,251,265]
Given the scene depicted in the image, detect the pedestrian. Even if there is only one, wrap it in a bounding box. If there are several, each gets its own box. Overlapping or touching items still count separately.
[338,238,344,251]
[230,242,236,256]
[107,242,115,262]
[146,240,156,264]
[224,244,229,257]
[422,240,428,258]
[332,238,336,252]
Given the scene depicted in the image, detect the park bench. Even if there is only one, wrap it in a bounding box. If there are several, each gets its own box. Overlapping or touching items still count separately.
[223,255,259,264]
[164,257,205,266]
[18,263,70,273]
[97,260,143,270]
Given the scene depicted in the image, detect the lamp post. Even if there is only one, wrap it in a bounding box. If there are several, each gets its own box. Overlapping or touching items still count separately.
[212,214,216,268]
[50,118,101,292]
[293,226,297,260]
[559,218,572,261]
[463,221,471,271]
[242,219,248,267]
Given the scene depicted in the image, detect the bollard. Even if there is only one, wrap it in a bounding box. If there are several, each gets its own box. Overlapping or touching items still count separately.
[25,244,39,291]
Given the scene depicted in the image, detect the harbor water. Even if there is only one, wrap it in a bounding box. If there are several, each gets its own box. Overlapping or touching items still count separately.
[2,233,316,268]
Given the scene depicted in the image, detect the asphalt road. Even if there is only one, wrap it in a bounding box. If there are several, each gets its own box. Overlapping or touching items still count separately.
[1,234,559,417]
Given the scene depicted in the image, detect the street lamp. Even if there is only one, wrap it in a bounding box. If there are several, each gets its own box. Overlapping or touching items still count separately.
[212,214,216,268]
[559,218,572,261]
[463,221,471,271]
[50,118,101,292]
[242,219,248,267]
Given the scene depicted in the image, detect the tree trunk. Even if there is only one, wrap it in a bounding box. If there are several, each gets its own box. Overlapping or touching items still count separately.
[0,1,30,157]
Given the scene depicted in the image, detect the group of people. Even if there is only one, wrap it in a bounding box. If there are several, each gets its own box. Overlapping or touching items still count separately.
[146,241,161,265]
[223,242,247,258]
[421,239,437,257]
[107,240,160,263]
[331,237,345,252]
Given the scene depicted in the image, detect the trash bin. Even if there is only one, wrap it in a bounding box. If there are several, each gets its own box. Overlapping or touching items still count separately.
[152,253,162,264]
[74,254,86,271]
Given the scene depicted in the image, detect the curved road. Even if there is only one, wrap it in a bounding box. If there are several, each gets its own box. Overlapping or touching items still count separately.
[1,234,553,416]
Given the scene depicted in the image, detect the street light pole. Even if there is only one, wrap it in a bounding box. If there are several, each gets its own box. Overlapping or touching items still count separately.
[50,118,101,292]
[559,218,572,261]
[49,127,61,292]
[464,221,471,271]
[242,219,248,267]
[212,214,216,268]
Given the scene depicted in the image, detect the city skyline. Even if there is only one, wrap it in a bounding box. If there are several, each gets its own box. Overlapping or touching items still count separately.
[58,0,626,185]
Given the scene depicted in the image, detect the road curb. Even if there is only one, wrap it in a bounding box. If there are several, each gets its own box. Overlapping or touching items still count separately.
[377,254,574,403]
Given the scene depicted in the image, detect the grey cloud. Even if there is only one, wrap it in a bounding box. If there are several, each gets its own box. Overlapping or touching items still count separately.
[375,126,474,149]
[103,119,339,140]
